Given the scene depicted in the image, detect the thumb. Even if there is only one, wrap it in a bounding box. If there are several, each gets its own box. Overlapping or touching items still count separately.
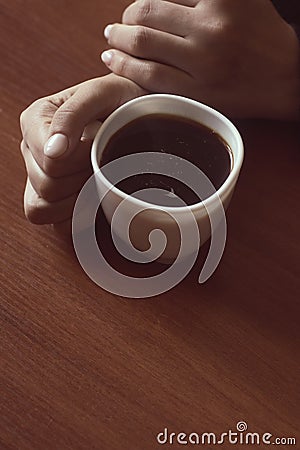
[43,75,131,159]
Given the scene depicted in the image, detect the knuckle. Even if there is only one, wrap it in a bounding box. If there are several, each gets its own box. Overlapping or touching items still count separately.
[19,106,32,136]
[214,21,231,40]
[131,26,148,53]
[133,0,154,24]
[50,107,74,130]
[26,98,45,117]
[204,19,234,44]
[114,54,130,76]
[121,5,130,24]
[20,97,45,138]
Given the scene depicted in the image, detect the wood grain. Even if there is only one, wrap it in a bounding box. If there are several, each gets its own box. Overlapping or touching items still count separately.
[0,1,299,449]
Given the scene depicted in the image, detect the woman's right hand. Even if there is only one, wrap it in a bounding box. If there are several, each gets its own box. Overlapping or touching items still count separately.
[102,0,300,120]
[20,74,146,229]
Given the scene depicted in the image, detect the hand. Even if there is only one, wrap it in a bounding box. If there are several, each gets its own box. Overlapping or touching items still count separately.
[20,74,146,229]
[101,0,300,120]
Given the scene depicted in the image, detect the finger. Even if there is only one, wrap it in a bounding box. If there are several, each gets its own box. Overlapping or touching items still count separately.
[24,178,78,225]
[81,120,102,142]
[21,75,143,176]
[21,134,93,179]
[20,84,77,156]
[121,0,194,36]
[44,75,144,160]
[21,140,92,202]
[101,49,192,94]
[104,24,189,71]
[20,91,94,177]
[43,78,116,160]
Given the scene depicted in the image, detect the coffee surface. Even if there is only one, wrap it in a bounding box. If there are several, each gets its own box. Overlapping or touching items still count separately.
[100,114,232,206]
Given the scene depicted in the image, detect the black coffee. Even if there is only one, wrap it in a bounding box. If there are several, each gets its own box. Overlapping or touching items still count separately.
[100,114,232,206]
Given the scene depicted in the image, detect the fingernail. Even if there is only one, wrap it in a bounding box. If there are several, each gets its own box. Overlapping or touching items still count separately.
[101,51,113,65]
[44,133,68,158]
[81,120,102,142]
[104,24,113,40]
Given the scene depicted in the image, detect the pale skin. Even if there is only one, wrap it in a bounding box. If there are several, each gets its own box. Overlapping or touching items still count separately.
[101,0,300,120]
[20,0,299,227]
[20,74,146,227]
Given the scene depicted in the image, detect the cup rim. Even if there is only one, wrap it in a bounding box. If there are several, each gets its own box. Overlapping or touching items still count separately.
[91,94,244,212]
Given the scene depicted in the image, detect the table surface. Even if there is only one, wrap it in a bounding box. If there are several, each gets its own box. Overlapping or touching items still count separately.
[0,1,299,449]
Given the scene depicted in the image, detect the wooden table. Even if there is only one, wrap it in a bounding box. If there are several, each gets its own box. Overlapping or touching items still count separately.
[1,1,299,449]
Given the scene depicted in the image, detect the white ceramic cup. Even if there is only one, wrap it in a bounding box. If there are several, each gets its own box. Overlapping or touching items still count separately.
[91,94,244,263]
